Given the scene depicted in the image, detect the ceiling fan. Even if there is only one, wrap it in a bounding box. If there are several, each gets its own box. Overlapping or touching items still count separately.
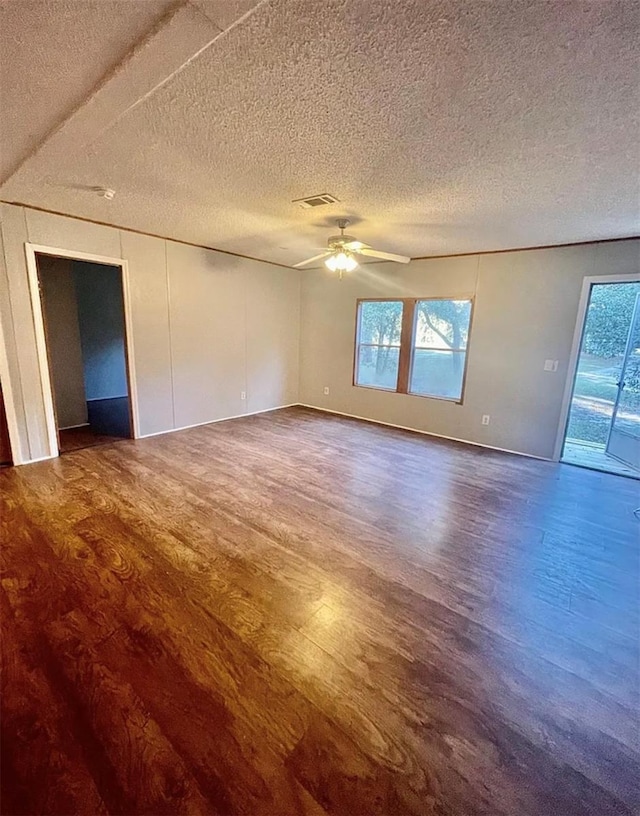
[294,219,411,278]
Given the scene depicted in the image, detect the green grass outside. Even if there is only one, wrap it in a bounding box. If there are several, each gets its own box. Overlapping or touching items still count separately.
[566,355,621,445]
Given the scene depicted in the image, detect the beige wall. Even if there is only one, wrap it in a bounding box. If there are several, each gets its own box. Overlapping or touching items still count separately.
[0,204,300,463]
[37,255,87,429]
[299,239,640,460]
[1,198,636,466]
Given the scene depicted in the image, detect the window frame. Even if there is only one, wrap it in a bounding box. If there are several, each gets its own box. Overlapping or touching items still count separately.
[353,298,405,393]
[353,296,474,404]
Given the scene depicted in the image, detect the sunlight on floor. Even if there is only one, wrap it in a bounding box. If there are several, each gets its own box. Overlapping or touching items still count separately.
[562,439,639,479]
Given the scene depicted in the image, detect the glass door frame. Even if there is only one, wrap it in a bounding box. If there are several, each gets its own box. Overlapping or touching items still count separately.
[605,292,640,469]
[553,272,640,464]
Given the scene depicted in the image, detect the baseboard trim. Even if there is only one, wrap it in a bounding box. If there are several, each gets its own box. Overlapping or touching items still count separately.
[58,423,90,431]
[297,404,552,462]
[86,396,128,403]
[14,454,57,467]
[137,403,300,440]
[17,402,551,465]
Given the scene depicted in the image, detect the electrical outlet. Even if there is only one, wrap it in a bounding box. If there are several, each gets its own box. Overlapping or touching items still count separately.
[240,391,246,400]
[543,359,559,372]
[323,386,330,395]
[482,415,490,426]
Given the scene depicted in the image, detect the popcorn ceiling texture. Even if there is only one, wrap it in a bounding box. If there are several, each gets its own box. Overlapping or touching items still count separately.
[0,0,177,181]
[1,0,638,266]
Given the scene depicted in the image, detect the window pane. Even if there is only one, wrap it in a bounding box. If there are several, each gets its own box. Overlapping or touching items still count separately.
[410,349,465,399]
[414,300,471,349]
[356,346,400,390]
[358,300,403,345]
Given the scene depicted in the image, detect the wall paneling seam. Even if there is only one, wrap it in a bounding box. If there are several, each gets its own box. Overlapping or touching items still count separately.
[0,212,28,462]
[243,268,248,412]
[165,239,176,428]
[22,206,41,457]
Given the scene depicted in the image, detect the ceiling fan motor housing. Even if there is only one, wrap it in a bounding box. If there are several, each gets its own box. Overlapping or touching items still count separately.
[328,233,357,248]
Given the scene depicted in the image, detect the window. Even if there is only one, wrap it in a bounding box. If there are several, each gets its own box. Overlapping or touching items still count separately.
[354,300,404,390]
[409,299,472,400]
[354,298,473,402]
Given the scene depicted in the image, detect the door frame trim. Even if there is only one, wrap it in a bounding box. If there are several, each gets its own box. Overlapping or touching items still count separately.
[25,243,139,459]
[553,272,640,462]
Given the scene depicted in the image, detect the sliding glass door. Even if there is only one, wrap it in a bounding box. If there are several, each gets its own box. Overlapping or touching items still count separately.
[606,294,640,471]
[562,281,640,477]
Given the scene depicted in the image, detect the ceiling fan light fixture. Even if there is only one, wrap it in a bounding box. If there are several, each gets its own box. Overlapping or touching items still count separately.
[293,218,410,272]
[325,250,358,275]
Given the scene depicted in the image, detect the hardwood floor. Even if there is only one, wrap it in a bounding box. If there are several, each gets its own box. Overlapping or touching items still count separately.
[58,426,127,454]
[1,406,638,815]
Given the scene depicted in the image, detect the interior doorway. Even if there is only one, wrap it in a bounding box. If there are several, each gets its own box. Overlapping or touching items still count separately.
[561,280,640,478]
[35,252,133,454]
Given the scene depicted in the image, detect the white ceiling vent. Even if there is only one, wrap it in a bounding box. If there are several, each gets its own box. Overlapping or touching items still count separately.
[292,193,339,209]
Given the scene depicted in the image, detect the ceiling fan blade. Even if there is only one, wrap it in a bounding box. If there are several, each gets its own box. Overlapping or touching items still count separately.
[344,240,369,251]
[293,251,332,268]
[356,247,411,264]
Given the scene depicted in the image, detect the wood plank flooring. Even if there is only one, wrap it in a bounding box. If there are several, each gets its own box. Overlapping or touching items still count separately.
[1,406,638,815]
[58,426,127,454]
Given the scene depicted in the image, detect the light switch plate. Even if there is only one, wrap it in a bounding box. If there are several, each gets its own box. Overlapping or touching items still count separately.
[544,359,559,372]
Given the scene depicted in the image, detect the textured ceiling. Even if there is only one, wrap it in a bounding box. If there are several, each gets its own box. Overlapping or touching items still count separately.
[1,0,638,267]
[0,0,177,180]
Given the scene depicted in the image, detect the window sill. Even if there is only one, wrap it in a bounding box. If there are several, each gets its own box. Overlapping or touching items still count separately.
[408,391,463,405]
[354,383,464,405]
[353,383,398,393]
